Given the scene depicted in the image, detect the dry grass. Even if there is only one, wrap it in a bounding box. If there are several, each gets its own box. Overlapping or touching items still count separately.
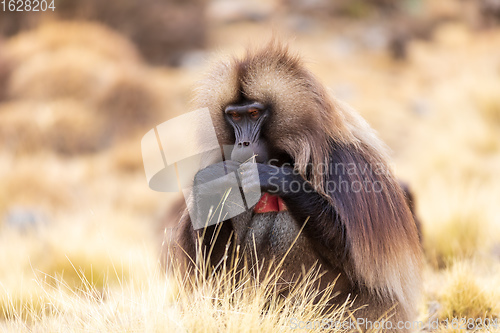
[0,226,354,333]
[473,79,500,127]
[421,184,496,268]
[438,262,499,320]
[0,163,72,216]
[3,21,141,67]
[0,21,181,156]
[94,67,165,136]
[8,48,114,101]
[1,8,500,333]
[0,99,107,155]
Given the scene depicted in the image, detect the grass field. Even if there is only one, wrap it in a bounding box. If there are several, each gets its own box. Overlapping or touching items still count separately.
[0,14,500,332]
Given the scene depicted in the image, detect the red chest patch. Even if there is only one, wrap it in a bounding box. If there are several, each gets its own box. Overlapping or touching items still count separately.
[253,193,287,213]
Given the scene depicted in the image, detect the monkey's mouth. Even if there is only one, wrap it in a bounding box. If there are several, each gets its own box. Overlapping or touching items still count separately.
[230,142,269,163]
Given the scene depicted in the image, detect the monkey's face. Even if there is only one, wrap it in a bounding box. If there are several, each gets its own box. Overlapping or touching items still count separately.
[224,100,270,164]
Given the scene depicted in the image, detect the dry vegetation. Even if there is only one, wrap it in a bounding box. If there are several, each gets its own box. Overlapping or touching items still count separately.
[1,1,500,331]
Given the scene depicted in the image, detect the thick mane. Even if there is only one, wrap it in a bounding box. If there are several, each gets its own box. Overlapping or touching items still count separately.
[328,140,421,317]
[193,41,422,318]
[196,42,349,193]
[195,42,390,194]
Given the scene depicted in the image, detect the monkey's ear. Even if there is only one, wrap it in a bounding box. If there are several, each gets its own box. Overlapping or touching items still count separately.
[327,143,421,306]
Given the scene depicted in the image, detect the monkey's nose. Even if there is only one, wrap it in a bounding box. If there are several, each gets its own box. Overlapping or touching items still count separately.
[238,141,251,147]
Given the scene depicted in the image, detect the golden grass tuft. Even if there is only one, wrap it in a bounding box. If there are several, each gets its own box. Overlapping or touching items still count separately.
[95,68,164,135]
[110,136,145,174]
[3,21,141,67]
[170,267,350,333]
[7,48,115,101]
[38,248,129,291]
[421,183,496,269]
[0,283,54,322]
[43,99,108,155]
[0,100,107,155]
[0,166,71,215]
[438,262,499,320]
[424,211,488,268]
[0,101,44,154]
[473,79,500,127]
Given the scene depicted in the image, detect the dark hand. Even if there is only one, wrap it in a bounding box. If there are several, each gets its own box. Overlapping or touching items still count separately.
[238,162,299,196]
[194,160,240,185]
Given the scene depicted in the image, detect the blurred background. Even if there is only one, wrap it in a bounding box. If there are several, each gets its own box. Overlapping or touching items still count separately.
[1,0,500,330]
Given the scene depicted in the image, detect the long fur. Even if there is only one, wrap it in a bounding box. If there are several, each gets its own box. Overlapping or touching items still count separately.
[188,41,422,323]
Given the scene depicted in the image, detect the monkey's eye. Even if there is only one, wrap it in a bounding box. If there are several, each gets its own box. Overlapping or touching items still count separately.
[229,112,241,121]
[249,108,260,120]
